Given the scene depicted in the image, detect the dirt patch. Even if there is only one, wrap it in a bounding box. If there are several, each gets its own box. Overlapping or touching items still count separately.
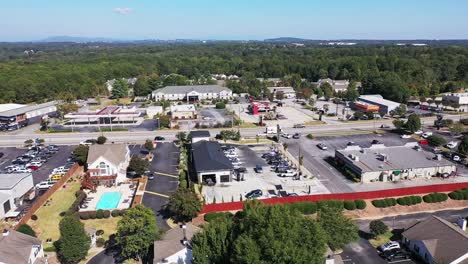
[344,199,468,220]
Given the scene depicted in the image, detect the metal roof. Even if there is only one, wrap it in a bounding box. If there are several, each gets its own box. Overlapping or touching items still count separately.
[152,85,231,95]
[0,173,32,190]
[0,101,57,117]
[358,95,401,108]
[190,131,210,138]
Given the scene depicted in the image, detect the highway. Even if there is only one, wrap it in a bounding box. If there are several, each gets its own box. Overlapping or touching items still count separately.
[0,114,459,147]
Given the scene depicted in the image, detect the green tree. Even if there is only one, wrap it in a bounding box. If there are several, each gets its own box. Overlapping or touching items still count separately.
[427,135,447,147]
[321,82,334,99]
[167,188,203,222]
[96,135,107,145]
[450,122,465,135]
[457,136,468,156]
[112,79,129,99]
[345,82,360,101]
[393,119,405,131]
[369,220,389,237]
[116,205,158,260]
[405,114,422,133]
[392,104,407,117]
[73,145,89,166]
[16,224,36,237]
[318,206,359,251]
[133,77,152,96]
[127,157,149,175]
[57,103,79,118]
[144,139,154,151]
[56,215,91,264]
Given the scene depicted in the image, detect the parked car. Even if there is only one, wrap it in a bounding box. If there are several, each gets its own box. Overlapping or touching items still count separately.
[293,124,305,128]
[317,143,328,150]
[414,130,424,135]
[26,165,40,171]
[36,180,56,190]
[50,174,63,181]
[154,136,165,141]
[378,241,400,252]
[281,133,292,139]
[292,133,300,139]
[400,134,412,139]
[380,124,390,128]
[255,165,263,173]
[279,170,297,177]
[453,155,461,162]
[347,141,357,146]
[80,139,97,145]
[422,132,433,138]
[245,189,263,199]
[371,139,381,144]
[382,249,409,261]
[16,168,32,173]
[446,141,458,149]
[0,152,4,158]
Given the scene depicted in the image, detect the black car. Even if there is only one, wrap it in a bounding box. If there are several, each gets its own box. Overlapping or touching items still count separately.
[245,189,263,199]
[371,139,381,144]
[382,249,409,261]
[0,152,3,158]
[255,165,263,173]
[292,133,300,139]
[154,136,165,141]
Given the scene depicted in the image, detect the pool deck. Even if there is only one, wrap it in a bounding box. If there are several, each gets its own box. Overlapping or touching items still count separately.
[80,183,136,212]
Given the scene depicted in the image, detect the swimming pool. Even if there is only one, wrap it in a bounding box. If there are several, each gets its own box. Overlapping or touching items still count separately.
[96,192,122,210]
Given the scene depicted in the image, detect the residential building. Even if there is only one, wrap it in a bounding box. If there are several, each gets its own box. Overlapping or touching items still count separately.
[64,106,142,126]
[0,173,34,219]
[84,144,130,187]
[442,92,468,111]
[153,224,200,264]
[0,101,57,128]
[267,87,296,99]
[105,77,138,93]
[317,79,362,93]
[335,143,456,183]
[0,229,44,264]
[402,216,468,264]
[151,85,232,102]
[190,131,211,144]
[192,141,233,185]
[357,95,401,114]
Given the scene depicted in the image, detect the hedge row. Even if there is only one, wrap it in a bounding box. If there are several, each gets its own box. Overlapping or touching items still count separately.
[372,198,397,208]
[204,212,234,222]
[423,192,448,203]
[69,190,87,213]
[284,199,366,215]
[344,200,367,210]
[79,209,126,220]
[397,196,422,206]
[449,188,468,200]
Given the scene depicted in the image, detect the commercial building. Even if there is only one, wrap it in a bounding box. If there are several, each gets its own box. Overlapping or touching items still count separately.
[402,216,468,264]
[192,141,233,185]
[357,95,401,114]
[335,143,456,183]
[64,106,142,126]
[0,173,34,219]
[442,92,468,111]
[316,79,362,93]
[0,229,44,264]
[190,131,211,144]
[151,85,232,102]
[146,106,164,118]
[352,101,380,112]
[170,104,197,120]
[0,101,57,128]
[83,144,130,187]
[153,224,200,264]
[267,87,296,99]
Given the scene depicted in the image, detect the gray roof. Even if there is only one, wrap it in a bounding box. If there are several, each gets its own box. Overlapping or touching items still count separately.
[0,101,57,117]
[403,216,468,264]
[87,144,128,166]
[154,224,201,263]
[190,131,210,138]
[192,141,233,172]
[0,173,32,190]
[267,87,296,93]
[336,143,455,173]
[358,95,400,108]
[0,230,42,264]
[153,85,231,95]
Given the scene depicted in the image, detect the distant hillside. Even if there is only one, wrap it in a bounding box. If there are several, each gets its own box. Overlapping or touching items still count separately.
[40,36,121,43]
[264,37,309,42]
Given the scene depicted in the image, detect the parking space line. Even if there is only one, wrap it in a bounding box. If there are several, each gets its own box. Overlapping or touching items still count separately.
[154,171,179,178]
[144,190,170,198]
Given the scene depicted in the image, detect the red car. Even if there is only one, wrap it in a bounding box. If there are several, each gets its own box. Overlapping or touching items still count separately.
[419,139,429,145]
[27,165,40,171]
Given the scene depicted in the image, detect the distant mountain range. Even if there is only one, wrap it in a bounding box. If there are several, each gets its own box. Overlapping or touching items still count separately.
[40,36,122,43]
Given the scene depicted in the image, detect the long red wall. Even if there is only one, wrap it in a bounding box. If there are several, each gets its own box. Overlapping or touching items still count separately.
[201,182,468,214]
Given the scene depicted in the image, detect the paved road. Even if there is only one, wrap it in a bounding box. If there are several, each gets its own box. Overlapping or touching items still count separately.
[0,115,459,147]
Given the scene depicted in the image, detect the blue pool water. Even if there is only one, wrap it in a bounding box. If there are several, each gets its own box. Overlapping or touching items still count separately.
[96,192,122,210]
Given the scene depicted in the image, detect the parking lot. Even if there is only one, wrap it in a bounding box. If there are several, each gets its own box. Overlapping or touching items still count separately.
[342,238,417,264]
[202,144,329,203]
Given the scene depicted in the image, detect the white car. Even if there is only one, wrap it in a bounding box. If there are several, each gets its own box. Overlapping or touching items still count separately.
[281,133,292,139]
[231,161,243,166]
[35,180,56,190]
[280,170,297,177]
[16,168,32,173]
[446,141,458,149]
[453,155,461,162]
[378,241,400,252]
[29,161,43,167]
[400,134,412,139]
[414,130,424,135]
[422,132,433,138]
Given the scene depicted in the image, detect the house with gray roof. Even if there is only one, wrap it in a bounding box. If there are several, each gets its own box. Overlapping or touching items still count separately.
[151,85,232,102]
[0,229,44,264]
[0,173,34,219]
[85,144,130,185]
[192,141,233,185]
[153,224,200,264]
[402,216,468,264]
[335,143,456,183]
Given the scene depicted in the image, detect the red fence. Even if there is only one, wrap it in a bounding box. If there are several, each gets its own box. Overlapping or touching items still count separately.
[201,182,468,214]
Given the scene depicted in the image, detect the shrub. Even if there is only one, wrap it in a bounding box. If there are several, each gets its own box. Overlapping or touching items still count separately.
[427,135,447,147]
[448,188,468,200]
[317,200,343,210]
[288,202,318,215]
[204,212,233,222]
[96,210,104,219]
[372,198,397,208]
[59,211,67,217]
[215,102,226,109]
[96,230,104,236]
[44,246,56,252]
[79,211,89,220]
[17,224,36,237]
[97,136,107,145]
[344,200,356,210]
[354,200,367,210]
[102,210,111,218]
[111,210,120,217]
[369,220,388,236]
[423,192,448,203]
[96,237,106,247]
[306,134,314,139]
[31,215,38,221]
[397,196,422,206]
[88,211,97,219]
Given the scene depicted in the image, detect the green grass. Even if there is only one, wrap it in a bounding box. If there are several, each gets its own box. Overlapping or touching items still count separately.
[82,217,121,241]
[369,231,393,247]
[28,179,81,241]
[100,127,129,132]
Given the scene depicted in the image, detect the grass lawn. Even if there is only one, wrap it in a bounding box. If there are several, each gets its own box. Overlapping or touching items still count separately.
[369,231,393,247]
[238,138,272,144]
[82,217,121,241]
[28,179,81,242]
[304,120,326,125]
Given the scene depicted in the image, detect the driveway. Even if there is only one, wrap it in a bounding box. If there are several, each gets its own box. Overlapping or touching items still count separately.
[142,142,179,230]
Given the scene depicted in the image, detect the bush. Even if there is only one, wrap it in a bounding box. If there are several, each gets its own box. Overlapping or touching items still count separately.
[96,237,106,247]
[344,200,356,210]
[397,196,422,206]
[427,135,447,147]
[215,102,226,109]
[317,200,343,210]
[88,211,97,219]
[448,188,468,200]
[372,198,397,208]
[31,215,38,221]
[423,192,448,203]
[111,210,120,217]
[79,211,89,220]
[306,134,314,139]
[288,202,318,214]
[96,210,104,219]
[17,224,36,237]
[97,136,107,145]
[204,212,233,222]
[44,246,56,252]
[103,210,111,218]
[96,230,104,236]
[354,200,367,210]
[59,211,67,217]
[369,220,388,236]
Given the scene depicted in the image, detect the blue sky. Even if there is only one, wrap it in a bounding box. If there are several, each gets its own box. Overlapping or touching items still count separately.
[1,0,467,41]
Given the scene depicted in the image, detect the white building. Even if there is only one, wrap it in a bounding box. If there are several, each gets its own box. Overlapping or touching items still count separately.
[335,143,456,183]
[267,87,296,99]
[151,85,232,102]
[0,173,34,219]
[317,79,362,93]
[153,224,200,264]
[192,141,233,185]
[442,92,468,111]
[190,131,211,144]
[85,144,130,186]
[357,95,401,114]
[146,106,164,118]
[0,229,44,264]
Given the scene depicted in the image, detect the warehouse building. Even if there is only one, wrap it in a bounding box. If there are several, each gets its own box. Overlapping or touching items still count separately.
[267,87,296,99]
[442,92,468,111]
[192,141,233,185]
[335,143,456,183]
[151,85,232,102]
[357,95,401,114]
[0,101,57,129]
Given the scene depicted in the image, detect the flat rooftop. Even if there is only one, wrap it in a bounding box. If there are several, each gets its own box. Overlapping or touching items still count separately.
[359,95,400,108]
[0,173,32,190]
[336,143,455,172]
[0,101,56,117]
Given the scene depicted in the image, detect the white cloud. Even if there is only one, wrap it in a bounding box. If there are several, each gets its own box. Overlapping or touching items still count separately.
[113,8,132,15]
